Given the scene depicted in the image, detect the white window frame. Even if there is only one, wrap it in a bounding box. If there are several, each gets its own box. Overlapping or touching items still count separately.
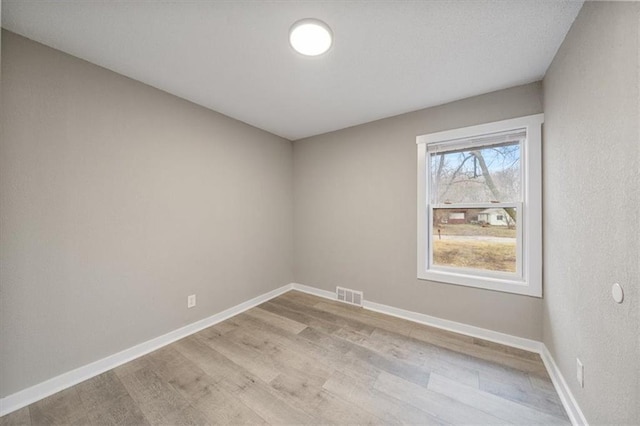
[416,114,543,297]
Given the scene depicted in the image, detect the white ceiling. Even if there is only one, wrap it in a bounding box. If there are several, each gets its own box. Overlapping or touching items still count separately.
[1,1,583,140]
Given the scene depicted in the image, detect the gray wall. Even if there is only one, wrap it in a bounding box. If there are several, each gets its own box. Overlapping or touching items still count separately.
[293,82,544,340]
[542,2,639,424]
[0,31,293,397]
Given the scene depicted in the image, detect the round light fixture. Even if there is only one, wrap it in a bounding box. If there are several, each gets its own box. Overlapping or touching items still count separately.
[289,19,333,56]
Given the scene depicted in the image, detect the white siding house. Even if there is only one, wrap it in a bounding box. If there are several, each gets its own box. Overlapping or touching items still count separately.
[477,208,509,226]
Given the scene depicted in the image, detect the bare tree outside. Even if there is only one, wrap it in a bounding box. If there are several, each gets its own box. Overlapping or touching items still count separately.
[431,141,520,205]
[430,140,520,273]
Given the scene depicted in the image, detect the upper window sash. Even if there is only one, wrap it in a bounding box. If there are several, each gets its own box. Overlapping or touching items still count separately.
[427,139,522,205]
[416,115,541,147]
[424,129,526,154]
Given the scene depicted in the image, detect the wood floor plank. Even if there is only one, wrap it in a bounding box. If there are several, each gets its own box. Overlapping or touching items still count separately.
[323,371,447,425]
[159,404,213,426]
[297,325,353,355]
[334,326,433,369]
[278,290,330,307]
[245,305,360,363]
[479,375,569,420]
[230,311,385,385]
[172,335,303,424]
[269,371,326,403]
[282,325,384,384]
[243,306,308,334]
[2,290,570,425]
[112,353,154,380]
[429,356,480,388]
[410,334,543,391]
[209,318,242,335]
[530,373,560,393]
[117,366,191,425]
[224,321,333,383]
[191,388,268,425]
[270,296,376,336]
[408,322,476,346]
[371,326,443,361]
[472,337,542,361]
[270,371,383,424]
[221,375,315,424]
[474,356,541,389]
[84,394,150,426]
[313,300,416,337]
[260,300,342,335]
[343,343,431,388]
[75,371,149,425]
[157,341,267,424]
[172,335,260,392]
[0,407,31,426]
[374,371,506,425]
[245,306,395,385]
[29,388,90,426]
[411,324,549,376]
[145,346,214,398]
[427,372,571,425]
[75,371,131,412]
[194,330,282,383]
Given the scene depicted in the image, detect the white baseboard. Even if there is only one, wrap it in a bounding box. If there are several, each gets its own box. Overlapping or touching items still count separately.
[291,282,586,425]
[290,282,337,301]
[364,299,544,353]
[1,282,587,426]
[540,346,588,425]
[0,283,293,417]
[291,283,542,353]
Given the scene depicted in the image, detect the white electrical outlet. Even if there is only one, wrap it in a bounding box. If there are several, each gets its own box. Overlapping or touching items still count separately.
[187,294,196,308]
[576,358,584,387]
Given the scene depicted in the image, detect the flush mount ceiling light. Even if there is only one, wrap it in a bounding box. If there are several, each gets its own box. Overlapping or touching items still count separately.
[289,19,333,56]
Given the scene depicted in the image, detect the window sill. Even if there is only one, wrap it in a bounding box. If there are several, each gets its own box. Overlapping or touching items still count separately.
[418,269,541,297]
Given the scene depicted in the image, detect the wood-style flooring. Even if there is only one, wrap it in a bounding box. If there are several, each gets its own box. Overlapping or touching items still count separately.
[0,291,570,425]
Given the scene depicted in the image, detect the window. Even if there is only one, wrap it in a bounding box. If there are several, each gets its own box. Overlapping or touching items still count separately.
[417,114,543,297]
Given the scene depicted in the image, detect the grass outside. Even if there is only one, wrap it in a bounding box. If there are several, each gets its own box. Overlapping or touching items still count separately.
[433,239,516,272]
[435,223,516,238]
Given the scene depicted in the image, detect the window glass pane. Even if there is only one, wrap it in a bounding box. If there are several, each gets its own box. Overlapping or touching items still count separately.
[430,141,520,204]
[432,207,517,273]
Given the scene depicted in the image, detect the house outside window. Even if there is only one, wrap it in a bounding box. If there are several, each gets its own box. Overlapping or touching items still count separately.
[417,114,543,297]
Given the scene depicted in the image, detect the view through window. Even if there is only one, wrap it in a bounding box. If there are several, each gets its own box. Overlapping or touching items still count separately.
[430,140,520,274]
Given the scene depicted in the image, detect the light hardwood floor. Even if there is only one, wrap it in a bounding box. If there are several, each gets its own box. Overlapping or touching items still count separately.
[1,291,570,425]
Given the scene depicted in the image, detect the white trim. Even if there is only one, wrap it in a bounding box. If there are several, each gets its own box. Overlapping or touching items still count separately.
[291,283,543,353]
[291,282,585,425]
[290,282,337,300]
[416,114,544,145]
[291,282,539,351]
[1,282,586,426]
[417,142,428,282]
[362,299,542,353]
[0,283,293,417]
[540,346,589,426]
[416,113,543,297]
